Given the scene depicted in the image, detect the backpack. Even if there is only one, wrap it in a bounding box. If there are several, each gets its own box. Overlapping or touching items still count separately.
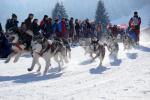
[132,17,139,26]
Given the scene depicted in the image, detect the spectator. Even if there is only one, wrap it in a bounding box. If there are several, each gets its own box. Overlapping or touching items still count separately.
[24,13,34,30]
[85,19,91,38]
[46,18,53,39]
[0,32,11,58]
[69,17,75,42]
[31,19,40,36]
[0,23,2,33]
[53,17,61,38]
[65,18,69,39]
[40,15,48,33]
[75,19,80,41]
[40,15,53,39]
[5,13,19,32]
[96,22,102,39]
[61,17,67,38]
[18,22,32,50]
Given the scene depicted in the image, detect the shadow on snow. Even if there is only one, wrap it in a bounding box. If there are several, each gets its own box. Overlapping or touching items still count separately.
[138,45,150,52]
[0,72,62,84]
[110,59,122,66]
[79,59,94,65]
[90,66,110,74]
[126,53,138,59]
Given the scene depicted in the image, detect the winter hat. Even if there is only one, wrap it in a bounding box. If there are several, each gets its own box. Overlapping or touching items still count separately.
[33,19,38,23]
[29,13,34,16]
[134,11,138,16]
[70,17,74,20]
[12,13,17,18]
[44,15,48,18]
[55,17,59,21]
[49,17,52,21]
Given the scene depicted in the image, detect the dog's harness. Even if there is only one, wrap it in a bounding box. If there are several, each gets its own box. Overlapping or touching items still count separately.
[41,44,52,56]
[33,43,52,57]
[12,42,23,51]
[16,43,23,51]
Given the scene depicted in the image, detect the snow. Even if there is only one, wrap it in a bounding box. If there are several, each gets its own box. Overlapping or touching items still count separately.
[0,29,150,100]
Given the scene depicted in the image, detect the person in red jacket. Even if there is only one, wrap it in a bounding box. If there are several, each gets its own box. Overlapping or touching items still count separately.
[40,15,49,31]
[61,17,67,38]
[129,11,141,43]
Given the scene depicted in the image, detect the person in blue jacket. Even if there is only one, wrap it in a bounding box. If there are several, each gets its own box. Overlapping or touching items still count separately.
[0,23,12,58]
[53,17,62,37]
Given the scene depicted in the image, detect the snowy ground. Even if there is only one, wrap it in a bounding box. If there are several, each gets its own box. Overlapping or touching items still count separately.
[0,30,150,100]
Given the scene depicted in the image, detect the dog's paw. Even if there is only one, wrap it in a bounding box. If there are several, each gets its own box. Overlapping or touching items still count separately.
[57,67,62,72]
[43,72,47,76]
[27,68,32,72]
[99,63,102,67]
[4,60,9,63]
[37,66,41,72]
[37,67,41,72]
[91,59,94,63]
[13,60,18,63]
[36,69,40,72]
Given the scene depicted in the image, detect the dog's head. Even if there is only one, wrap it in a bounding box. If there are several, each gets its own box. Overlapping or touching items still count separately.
[6,32,19,43]
[90,38,99,51]
[31,39,42,53]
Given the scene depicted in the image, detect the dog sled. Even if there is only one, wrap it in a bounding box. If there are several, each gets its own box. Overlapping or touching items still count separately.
[128,29,137,42]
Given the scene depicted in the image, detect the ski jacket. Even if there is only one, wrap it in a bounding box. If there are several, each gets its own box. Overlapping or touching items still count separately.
[61,21,67,33]
[31,23,40,35]
[24,18,32,30]
[129,16,141,29]
[5,19,19,31]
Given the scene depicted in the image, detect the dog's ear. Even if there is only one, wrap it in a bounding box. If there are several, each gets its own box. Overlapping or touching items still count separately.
[91,38,93,42]
[97,40,99,43]
[42,37,45,42]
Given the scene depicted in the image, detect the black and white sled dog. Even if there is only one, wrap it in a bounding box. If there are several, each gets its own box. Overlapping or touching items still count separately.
[5,29,71,75]
[80,37,105,66]
[122,29,137,50]
[79,38,91,55]
[5,29,33,63]
[100,33,119,61]
[28,37,51,75]
[27,36,70,75]
[53,37,71,59]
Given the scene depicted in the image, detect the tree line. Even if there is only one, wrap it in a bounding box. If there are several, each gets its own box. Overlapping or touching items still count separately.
[53,0,110,32]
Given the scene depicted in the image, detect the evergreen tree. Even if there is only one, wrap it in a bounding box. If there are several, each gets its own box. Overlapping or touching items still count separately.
[95,0,110,33]
[52,2,68,20]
